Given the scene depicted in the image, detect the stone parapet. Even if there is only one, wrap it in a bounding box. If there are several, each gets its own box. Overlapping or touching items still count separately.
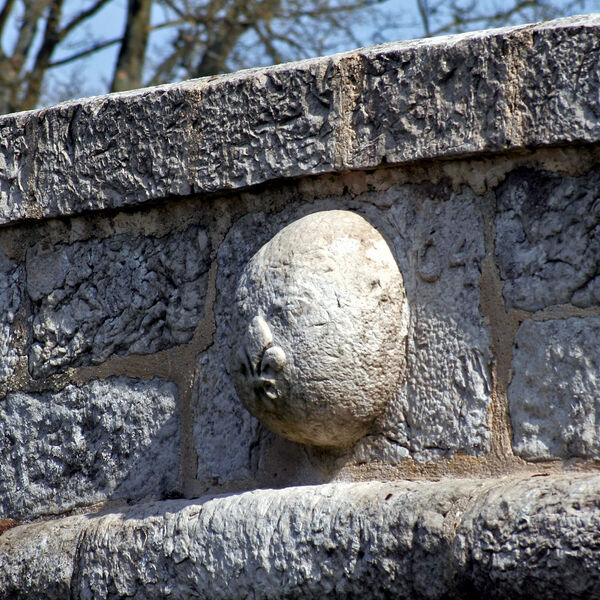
[0,15,599,225]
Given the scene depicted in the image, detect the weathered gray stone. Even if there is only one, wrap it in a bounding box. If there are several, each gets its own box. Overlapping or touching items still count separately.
[495,168,600,311]
[231,211,408,448]
[509,317,600,460]
[1,16,600,225]
[65,481,484,600]
[2,475,600,599]
[455,474,600,599]
[26,225,210,378]
[0,376,180,521]
[0,248,23,381]
[0,514,88,599]
[380,185,492,461]
[194,210,294,484]
[195,189,492,480]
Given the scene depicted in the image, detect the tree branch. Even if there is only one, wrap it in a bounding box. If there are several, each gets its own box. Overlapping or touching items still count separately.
[48,37,122,67]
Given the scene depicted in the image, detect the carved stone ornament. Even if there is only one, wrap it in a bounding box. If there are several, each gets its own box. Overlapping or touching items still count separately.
[231,210,408,448]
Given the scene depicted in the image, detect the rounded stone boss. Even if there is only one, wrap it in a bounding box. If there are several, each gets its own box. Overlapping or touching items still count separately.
[230,210,407,448]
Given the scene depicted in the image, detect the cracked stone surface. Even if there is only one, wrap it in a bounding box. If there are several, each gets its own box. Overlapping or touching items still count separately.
[1,16,599,225]
[509,317,600,460]
[194,210,299,484]
[2,475,600,599]
[0,377,180,521]
[26,225,210,378]
[0,248,23,381]
[495,168,600,311]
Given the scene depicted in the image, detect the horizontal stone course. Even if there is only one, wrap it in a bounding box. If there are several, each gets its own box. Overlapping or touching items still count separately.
[1,475,599,599]
[0,376,180,521]
[0,16,599,224]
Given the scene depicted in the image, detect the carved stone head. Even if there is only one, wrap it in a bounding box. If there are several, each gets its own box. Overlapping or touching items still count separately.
[231,210,407,448]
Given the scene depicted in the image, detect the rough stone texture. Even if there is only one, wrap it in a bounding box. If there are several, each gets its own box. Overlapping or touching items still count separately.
[496,168,600,311]
[26,225,210,378]
[380,185,492,461]
[1,16,600,225]
[455,475,600,600]
[509,317,600,460]
[231,211,407,448]
[194,209,304,484]
[0,514,87,599]
[0,376,180,521]
[194,189,492,480]
[2,476,599,599]
[0,247,23,381]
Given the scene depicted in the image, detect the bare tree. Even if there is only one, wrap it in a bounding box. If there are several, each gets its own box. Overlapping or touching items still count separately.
[0,0,594,115]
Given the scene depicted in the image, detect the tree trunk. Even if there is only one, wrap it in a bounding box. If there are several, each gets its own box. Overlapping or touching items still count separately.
[111,0,152,92]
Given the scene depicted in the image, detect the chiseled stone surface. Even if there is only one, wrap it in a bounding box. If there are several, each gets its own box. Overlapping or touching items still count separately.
[509,317,600,460]
[231,211,407,448]
[0,248,23,381]
[381,186,492,461]
[1,16,600,225]
[496,168,600,311]
[1,476,599,599]
[0,377,180,521]
[26,225,210,378]
[194,210,293,484]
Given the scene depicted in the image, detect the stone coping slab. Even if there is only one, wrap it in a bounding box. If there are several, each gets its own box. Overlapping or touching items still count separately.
[1,475,599,599]
[1,15,600,225]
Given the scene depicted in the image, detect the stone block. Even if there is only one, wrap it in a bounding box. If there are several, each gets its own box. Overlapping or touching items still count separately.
[0,376,180,521]
[0,514,87,599]
[26,225,210,377]
[381,185,492,461]
[2,475,600,599]
[495,168,600,311]
[68,481,480,600]
[455,475,600,599]
[195,189,492,482]
[0,248,23,381]
[509,317,600,460]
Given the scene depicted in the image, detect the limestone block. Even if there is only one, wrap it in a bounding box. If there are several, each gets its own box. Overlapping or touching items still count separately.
[231,211,407,448]
[193,209,313,484]
[509,317,600,460]
[455,475,600,599]
[0,248,23,381]
[382,186,492,461]
[495,168,600,311]
[26,225,210,378]
[0,377,180,521]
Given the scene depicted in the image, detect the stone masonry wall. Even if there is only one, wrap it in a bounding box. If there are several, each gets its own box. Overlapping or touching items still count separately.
[1,15,600,599]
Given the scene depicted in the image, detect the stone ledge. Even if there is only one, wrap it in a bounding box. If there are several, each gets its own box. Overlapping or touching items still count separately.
[1,475,599,599]
[1,15,600,225]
